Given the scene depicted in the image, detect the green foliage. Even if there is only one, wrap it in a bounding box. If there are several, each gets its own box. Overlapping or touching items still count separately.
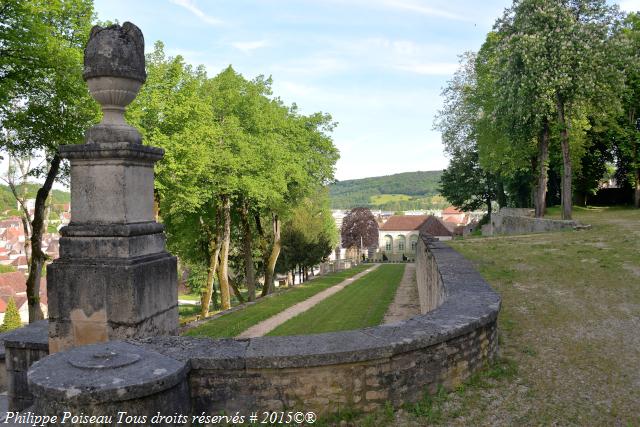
[267,264,405,336]
[1,297,22,332]
[278,189,338,274]
[0,0,99,159]
[329,171,444,210]
[0,184,69,217]
[184,265,369,338]
[440,149,499,213]
[128,44,339,301]
[0,265,16,273]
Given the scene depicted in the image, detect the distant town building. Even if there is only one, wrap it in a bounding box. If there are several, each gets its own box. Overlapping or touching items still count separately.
[374,214,454,262]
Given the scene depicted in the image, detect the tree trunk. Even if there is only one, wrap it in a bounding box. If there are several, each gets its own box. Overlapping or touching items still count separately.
[6,156,32,261]
[287,270,293,286]
[228,275,245,304]
[26,155,60,322]
[634,141,640,208]
[557,95,573,220]
[261,214,281,297]
[634,167,640,208]
[200,238,221,318]
[535,119,550,218]
[240,201,256,301]
[218,195,232,310]
[486,196,492,221]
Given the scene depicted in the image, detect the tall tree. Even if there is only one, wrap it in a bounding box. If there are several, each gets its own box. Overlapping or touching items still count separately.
[494,0,623,219]
[0,0,97,321]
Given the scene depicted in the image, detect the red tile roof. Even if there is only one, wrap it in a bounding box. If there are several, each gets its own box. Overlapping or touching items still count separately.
[14,295,27,309]
[0,285,15,298]
[442,206,462,214]
[0,272,26,293]
[420,216,454,237]
[380,215,429,231]
[11,256,27,267]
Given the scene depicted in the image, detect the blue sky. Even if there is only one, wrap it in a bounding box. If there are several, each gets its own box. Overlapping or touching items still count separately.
[93,0,640,181]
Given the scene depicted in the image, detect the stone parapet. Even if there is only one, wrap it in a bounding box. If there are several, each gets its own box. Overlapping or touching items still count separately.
[23,241,499,418]
[482,209,578,236]
[3,321,49,411]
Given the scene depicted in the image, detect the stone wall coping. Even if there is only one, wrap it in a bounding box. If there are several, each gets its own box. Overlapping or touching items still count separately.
[3,321,49,350]
[28,341,189,405]
[140,241,500,370]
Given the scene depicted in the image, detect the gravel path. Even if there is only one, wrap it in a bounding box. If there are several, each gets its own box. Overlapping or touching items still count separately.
[382,263,421,324]
[237,264,381,338]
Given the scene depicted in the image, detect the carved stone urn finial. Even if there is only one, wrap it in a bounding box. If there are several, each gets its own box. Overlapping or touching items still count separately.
[83,22,146,144]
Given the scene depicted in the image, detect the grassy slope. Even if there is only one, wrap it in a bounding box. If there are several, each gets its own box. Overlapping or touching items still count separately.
[183,265,370,338]
[345,206,639,426]
[268,264,405,336]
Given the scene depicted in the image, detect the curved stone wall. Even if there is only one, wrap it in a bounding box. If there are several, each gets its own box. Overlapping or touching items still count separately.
[24,237,501,418]
[134,237,501,415]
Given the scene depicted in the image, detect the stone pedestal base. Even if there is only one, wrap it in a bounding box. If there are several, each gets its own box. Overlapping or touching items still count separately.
[47,252,177,353]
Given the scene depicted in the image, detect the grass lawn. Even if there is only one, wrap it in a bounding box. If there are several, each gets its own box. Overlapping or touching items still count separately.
[178,293,200,301]
[267,264,405,336]
[370,194,412,205]
[336,206,639,426]
[183,264,371,338]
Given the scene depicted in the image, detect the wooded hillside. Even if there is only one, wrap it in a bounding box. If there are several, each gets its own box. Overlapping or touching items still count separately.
[329,171,444,210]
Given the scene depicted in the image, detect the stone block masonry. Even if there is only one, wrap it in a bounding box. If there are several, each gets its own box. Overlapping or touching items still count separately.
[483,207,578,236]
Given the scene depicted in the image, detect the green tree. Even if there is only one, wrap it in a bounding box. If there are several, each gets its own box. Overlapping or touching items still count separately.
[440,149,499,218]
[493,0,623,219]
[278,189,337,284]
[1,297,22,332]
[616,12,640,207]
[0,0,98,321]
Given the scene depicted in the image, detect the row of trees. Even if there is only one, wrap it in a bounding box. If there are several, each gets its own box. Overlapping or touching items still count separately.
[1,0,340,321]
[435,0,640,219]
[126,45,339,317]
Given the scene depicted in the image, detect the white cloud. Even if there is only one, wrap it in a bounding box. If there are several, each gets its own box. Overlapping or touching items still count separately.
[231,40,269,53]
[619,0,640,12]
[169,0,224,26]
[395,62,458,76]
[379,0,471,22]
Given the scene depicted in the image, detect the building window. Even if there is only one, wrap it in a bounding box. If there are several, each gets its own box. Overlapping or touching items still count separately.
[384,235,392,251]
[411,237,418,251]
[397,236,406,252]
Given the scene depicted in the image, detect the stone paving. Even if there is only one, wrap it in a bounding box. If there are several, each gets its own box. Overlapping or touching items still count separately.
[383,263,421,324]
[237,264,380,338]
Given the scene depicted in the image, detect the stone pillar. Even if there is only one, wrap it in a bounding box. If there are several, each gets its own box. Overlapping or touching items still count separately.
[47,22,178,353]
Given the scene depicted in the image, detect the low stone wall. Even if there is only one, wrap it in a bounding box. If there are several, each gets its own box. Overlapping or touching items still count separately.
[15,240,500,420]
[415,236,445,313]
[3,320,49,411]
[483,211,577,236]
